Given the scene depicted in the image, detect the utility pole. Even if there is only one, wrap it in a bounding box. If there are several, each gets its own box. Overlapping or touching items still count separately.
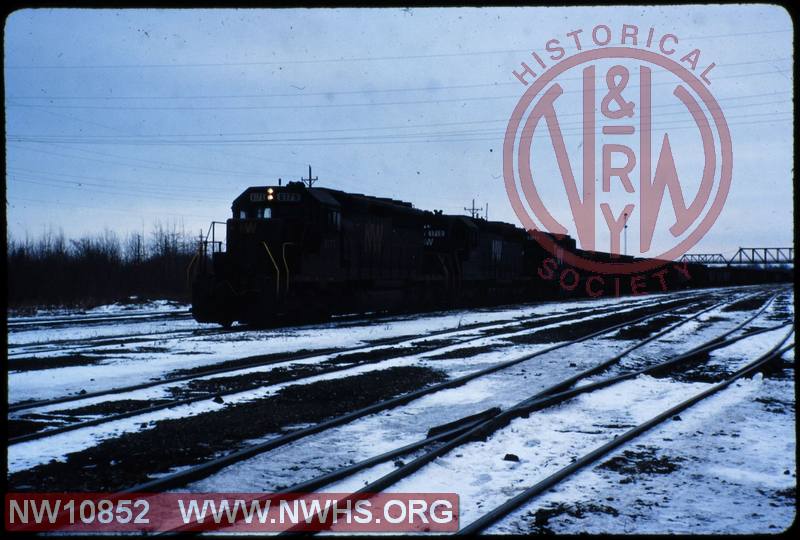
[623,211,629,256]
[301,165,318,188]
[464,199,484,219]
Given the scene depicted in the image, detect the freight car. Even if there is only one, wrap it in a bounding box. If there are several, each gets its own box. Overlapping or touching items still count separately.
[189,181,785,326]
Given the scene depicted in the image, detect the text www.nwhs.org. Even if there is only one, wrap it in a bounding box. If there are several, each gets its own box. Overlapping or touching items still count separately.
[5,493,459,532]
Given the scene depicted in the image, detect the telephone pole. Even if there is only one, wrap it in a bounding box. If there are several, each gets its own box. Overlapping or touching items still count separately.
[623,211,629,256]
[301,165,318,188]
[464,199,484,219]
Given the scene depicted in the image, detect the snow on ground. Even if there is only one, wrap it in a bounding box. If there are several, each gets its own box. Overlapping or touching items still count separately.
[7,298,189,320]
[490,352,795,533]
[178,289,779,495]
[8,316,198,352]
[8,296,662,473]
[6,291,671,405]
[328,326,794,532]
[7,284,791,527]
[6,288,761,472]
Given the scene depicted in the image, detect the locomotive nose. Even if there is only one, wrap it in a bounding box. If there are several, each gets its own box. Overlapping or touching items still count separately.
[191,276,237,327]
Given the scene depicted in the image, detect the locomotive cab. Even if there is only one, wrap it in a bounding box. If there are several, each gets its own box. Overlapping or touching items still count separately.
[191,182,342,325]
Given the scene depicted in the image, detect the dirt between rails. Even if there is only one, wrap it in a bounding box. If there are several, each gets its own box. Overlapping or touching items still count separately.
[606,315,683,341]
[658,345,793,384]
[524,446,686,532]
[476,299,675,339]
[526,501,621,534]
[721,295,770,313]
[11,326,230,357]
[15,340,459,424]
[8,419,58,439]
[8,399,168,439]
[8,366,447,492]
[165,339,456,400]
[8,354,106,372]
[767,296,793,322]
[598,445,686,479]
[10,342,196,373]
[425,344,513,360]
[167,348,340,378]
[506,298,698,345]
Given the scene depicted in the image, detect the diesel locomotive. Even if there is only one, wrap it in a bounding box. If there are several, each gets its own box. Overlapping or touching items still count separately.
[189,181,787,326]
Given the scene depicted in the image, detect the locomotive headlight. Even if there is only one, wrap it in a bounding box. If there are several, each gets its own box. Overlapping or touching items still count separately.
[267,188,274,194]
[267,194,274,201]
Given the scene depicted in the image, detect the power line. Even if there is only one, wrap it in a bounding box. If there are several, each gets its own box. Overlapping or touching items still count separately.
[4,28,791,70]
[5,57,790,101]
[6,142,280,178]
[6,97,360,184]
[6,91,789,141]
[7,167,236,195]
[8,175,232,204]
[6,68,791,111]
[7,195,215,220]
[7,109,791,147]
[7,115,792,152]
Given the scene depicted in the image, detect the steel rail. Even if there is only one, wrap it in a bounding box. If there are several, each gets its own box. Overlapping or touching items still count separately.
[8,294,690,433]
[169,288,771,535]
[198,293,754,535]
[9,292,672,414]
[7,310,192,329]
[119,294,705,493]
[281,293,784,535]
[458,333,795,534]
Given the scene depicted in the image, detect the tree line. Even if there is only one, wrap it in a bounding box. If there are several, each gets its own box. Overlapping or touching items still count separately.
[7,223,204,309]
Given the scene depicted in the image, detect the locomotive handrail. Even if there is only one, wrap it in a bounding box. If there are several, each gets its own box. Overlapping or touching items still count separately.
[437,254,450,289]
[282,242,297,294]
[262,241,281,297]
[185,251,199,287]
[205,221,227,247]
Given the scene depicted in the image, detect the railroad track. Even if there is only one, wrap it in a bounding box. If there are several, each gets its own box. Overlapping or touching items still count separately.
[7,290,669,383]
[8,293,724,446]
[264,293,789,534]
[151,288,787,534]
[7,291,698,426]
[8,302,517,356]
[8,300,502,356]
[110,289,774,494]
[7,288,682,366]
[458,335,794,534]
[9,294,633,357]
[7,309,193,332]
[7,325,241,359]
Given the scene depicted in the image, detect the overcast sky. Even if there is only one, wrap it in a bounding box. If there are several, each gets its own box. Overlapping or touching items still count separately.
[4,6,793,259]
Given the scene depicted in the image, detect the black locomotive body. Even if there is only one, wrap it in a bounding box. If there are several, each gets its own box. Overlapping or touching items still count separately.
[192,182,564,325]
[190,182,788,326]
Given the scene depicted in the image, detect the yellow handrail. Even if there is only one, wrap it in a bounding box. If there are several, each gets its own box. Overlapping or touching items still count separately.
[437,254,450,289]
[282,242,296,294]
[261,241,281,297]
[185,250,200,287]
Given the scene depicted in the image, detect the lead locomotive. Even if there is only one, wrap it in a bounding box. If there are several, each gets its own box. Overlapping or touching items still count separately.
[191,179,579,326]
